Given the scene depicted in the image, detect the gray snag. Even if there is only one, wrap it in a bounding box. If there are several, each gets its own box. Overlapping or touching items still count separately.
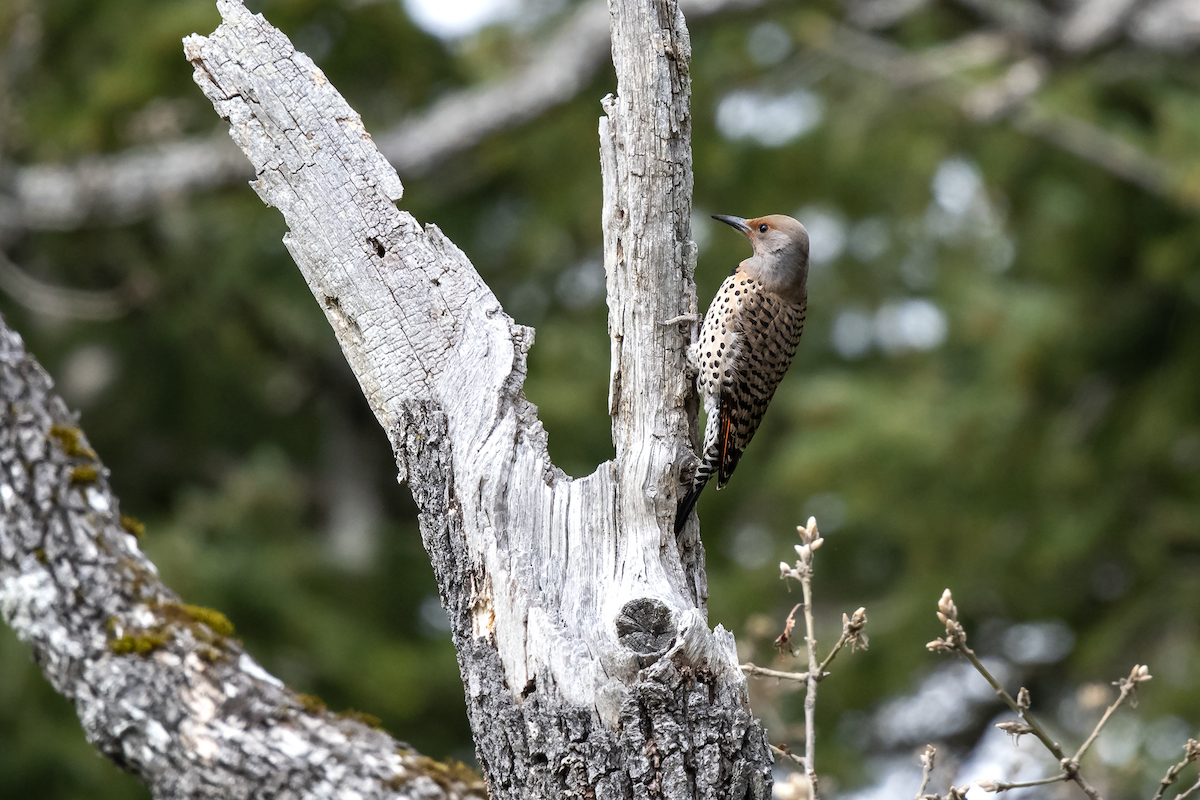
[182,0,769,796]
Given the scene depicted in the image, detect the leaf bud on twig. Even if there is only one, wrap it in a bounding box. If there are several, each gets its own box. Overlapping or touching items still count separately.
[996,720,1034,740]
[843,607,869,651]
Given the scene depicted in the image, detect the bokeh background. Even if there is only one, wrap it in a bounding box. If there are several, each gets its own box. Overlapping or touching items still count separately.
[3,0,1200,797]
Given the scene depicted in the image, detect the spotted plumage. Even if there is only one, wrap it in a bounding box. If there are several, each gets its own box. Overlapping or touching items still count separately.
[675,214,810,534]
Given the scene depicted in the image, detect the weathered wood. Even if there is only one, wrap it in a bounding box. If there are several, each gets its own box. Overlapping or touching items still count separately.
[180,0,771,796]
[0,320,484,799]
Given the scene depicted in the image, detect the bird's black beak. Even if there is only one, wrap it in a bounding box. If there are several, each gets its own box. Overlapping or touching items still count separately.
[712,215,751,235]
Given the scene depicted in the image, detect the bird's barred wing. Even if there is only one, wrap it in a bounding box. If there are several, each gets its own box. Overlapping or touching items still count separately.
[715,289,806,487]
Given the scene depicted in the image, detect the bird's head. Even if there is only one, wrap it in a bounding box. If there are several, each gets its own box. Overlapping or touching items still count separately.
[712,214,809,300]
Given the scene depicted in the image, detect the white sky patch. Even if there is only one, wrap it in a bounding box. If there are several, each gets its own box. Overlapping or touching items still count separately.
[746,21,792,66]
[849,217,890,262]
[953,718,1060,799]
[726,524,774,569]
[840,759,925,800]
[831,308,875,359]
[401,0,518,39]
[933,157,984,216]
[1146,715,1191,760]
[875,298,948,353]
[834,299,948,358]
[1095,711,1143,766]
[715,89,823,148]
[797,205,847,266]
[1002,619,1075,665]
[555,258,606,310]
[874,659,1013,747]
[59,344,118,407]
[419,593,453,635]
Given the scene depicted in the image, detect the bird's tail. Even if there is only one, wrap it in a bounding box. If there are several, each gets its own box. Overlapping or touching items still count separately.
[674,455,719,533]
[674,480,706,534]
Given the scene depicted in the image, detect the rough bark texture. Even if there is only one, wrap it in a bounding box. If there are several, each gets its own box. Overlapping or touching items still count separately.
[180,0,769,797]
[0,321,485,800]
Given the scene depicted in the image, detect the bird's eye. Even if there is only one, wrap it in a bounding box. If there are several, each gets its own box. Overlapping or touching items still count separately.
[758,223,769,233]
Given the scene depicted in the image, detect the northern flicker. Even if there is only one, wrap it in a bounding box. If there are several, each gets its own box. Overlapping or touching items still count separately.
[674,214,810,534]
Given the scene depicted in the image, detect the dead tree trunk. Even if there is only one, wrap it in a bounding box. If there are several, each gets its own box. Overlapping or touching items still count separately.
[181,0,771,796]
[0,0,771,797]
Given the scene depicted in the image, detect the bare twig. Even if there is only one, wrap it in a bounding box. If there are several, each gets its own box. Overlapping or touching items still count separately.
[770,743,808,770]
[797,517,824,797]
[1059,0,1143,53]
[818,607,868,675]
[927,589,1105,800]
[977,774,1068,793]
[0,248,145,321]
[804,16,1193,210]
[1153,738,1200,800]
[770,518,868,795]
[915,745,936,799]
[1070,664,1152,765]
[1180,774,1200,800]
[740,663,812,683]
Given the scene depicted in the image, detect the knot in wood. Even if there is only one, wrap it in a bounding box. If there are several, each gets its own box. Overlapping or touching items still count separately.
[615,598,676,666]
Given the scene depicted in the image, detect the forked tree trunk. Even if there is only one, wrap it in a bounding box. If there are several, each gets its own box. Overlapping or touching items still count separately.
[0,0,772,797]
[189,0,773,794]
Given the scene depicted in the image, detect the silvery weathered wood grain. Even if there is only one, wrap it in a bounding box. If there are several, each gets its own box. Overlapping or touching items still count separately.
[0,320,484,799]
[182,0,770,796]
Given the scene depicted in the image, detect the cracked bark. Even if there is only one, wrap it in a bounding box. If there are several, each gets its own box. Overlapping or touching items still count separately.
[0,318,485,799]
[6,0,771,797]
[180,0,769,796]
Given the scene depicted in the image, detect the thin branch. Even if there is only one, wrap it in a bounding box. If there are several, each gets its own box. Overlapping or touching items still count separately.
[1152,739,1200,800]
[915,745,936,800]
[1007,102,1177,201]
[798,518,823,798]
[0,248,144,321]
[927,590,1105,800]
[1058,0,1144,53]
[806,17,1192,210]
[817,607,868,676]
[770,743,808,770]
[740,662,812,682]
[977,773,1069,793]
[1070,664,1152,765]
[1180,774,1200,800]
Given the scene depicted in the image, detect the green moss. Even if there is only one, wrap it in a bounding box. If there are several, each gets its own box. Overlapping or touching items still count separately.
[120,515,145,537]
[409,755,487,793]
[337,709,383,730]
[69,465,99,485]
[297,693,327,714]
[48,424,97,460]
[33,548,47,565]
[173,603,235,637]
[109,632,169,656]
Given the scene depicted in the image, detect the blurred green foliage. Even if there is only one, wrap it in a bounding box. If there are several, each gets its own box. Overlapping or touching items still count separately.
[3,0,1200,797]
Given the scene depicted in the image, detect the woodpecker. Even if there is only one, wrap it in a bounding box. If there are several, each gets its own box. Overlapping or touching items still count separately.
[674,214,810,534]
